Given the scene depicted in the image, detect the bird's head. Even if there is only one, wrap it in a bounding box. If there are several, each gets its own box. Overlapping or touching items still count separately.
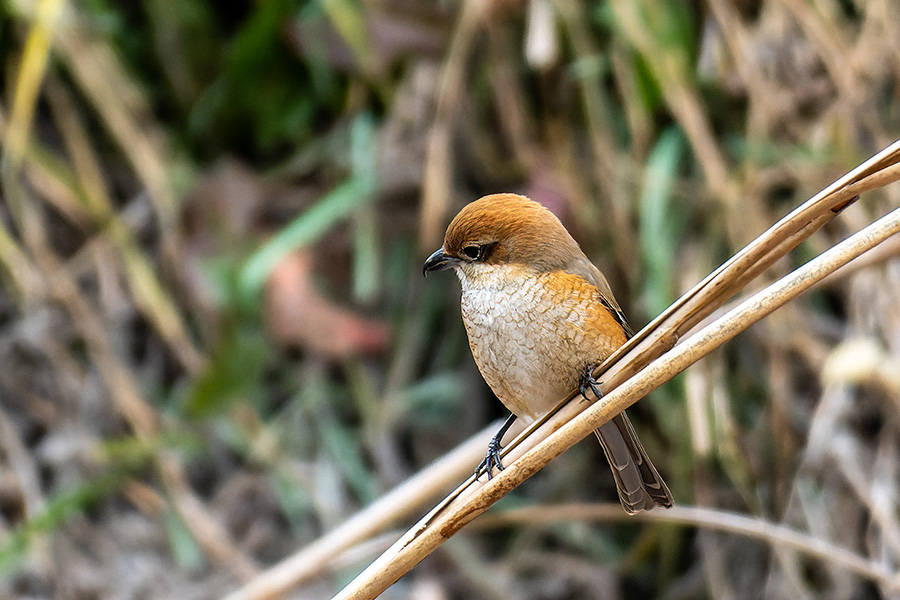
[423,194,585,280]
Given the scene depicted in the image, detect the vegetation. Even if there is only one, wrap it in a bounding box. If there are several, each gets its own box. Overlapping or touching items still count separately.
[1,0,898,598]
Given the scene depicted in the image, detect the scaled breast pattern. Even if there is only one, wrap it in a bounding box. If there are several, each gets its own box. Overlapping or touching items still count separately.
[457,264,623,423]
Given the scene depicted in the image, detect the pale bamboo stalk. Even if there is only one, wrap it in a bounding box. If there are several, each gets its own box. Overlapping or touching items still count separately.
[597,143,900,391]
[334,205,900,599]
[224,425,497,600]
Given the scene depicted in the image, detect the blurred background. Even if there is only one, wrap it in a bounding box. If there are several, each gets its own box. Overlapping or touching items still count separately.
[1,0,900,598]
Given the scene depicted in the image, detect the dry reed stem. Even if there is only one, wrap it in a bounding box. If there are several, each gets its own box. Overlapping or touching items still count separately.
[3,130,253,586]
[419,0,483,250]
[326,141,900,599]
[54,21,178,227]
[32,246,258,578]
[40,76,206,374]
[224,425,498,600]
[594,142,900,392]
[554,0,636,265]
[3,9,205,372]
[158,457,261,581]
[3,6,259,579]
[706,0,778,140]
[609,0,735,206]
[473,504,899,589]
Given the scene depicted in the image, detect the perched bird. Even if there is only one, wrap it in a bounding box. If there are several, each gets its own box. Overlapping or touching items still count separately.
[423,193,672,514]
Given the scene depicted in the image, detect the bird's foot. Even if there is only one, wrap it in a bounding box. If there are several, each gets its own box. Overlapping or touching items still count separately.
[474,435,505,480]
[579,366,604,402]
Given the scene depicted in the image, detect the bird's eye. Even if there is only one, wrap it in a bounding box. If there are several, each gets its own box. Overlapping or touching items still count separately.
[462,245,482,260]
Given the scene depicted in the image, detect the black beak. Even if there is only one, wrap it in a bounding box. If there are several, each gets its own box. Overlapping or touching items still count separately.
[423,248,454,276]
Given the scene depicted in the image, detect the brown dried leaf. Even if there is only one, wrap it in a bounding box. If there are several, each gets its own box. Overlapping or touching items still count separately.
[264,250,390,358]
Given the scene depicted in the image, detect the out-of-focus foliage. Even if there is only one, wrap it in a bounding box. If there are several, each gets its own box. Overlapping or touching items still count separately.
[1,0,899,598]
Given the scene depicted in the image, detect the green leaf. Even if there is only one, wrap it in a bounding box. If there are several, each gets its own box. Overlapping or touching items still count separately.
[319,0,373,69]
[0,460,144,575]
[403,373,465,425]
[640,126,685,316]
[321,420,377,503]
[164,508,205,570]
[237,113,376,307]
[182,323,270,418]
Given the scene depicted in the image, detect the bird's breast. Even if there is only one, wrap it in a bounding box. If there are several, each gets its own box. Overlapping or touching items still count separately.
[456,265,627,422]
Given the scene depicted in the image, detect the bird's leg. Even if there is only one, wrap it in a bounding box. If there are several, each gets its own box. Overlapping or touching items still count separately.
[579,365,604,402]
[474,413,517,480]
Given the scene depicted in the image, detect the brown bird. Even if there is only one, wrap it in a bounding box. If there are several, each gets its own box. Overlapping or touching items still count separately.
[423,193,672,514]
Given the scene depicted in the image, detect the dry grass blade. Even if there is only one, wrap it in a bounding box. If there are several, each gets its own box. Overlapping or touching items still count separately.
[0,216,42,304]
[13,214,258,582]
[329,141,900,599]
[54,20,178,229]
[3,66,249,582]
[4,0,65,167]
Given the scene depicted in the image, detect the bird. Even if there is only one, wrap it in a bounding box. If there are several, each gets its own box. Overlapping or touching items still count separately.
[423,193,673,514]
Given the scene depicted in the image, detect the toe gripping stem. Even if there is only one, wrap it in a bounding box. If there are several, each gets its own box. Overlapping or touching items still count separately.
[579,365,604,402]
[475,413,516,480]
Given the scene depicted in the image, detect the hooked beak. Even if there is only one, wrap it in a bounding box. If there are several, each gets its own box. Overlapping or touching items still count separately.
[423,248,456,276]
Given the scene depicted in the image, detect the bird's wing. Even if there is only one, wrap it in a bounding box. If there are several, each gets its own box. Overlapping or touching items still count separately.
[564,256,634,338]
[563,256,672,513]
